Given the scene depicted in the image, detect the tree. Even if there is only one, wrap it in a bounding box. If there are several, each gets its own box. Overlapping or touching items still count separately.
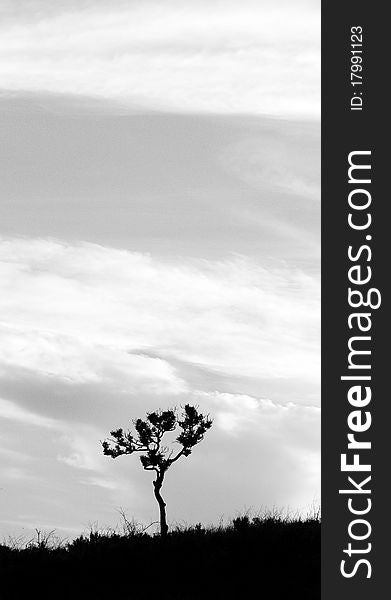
[101,404,213,537]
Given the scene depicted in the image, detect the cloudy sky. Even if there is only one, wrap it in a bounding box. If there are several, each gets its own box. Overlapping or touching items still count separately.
[0,0,320,539]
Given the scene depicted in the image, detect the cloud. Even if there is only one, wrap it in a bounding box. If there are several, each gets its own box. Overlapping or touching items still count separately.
[0,101,320,268]
[0,396,57,429]
[0,395,104,473]
[0,389,319,536]
[0,0,320,117]
[220,122,321,201]
[194,390,320,457]
[0,237,320,390]
[160,390,320,520]
[0,2,320,532]
[0,235,320,534]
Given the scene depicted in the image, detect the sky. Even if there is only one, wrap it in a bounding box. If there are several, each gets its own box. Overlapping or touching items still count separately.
[0,0,320,539]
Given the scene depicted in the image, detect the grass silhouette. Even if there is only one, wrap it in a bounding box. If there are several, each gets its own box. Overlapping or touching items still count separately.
[0,510,320,600]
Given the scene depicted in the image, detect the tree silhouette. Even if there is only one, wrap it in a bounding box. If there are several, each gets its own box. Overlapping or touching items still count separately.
[101,405,213,537]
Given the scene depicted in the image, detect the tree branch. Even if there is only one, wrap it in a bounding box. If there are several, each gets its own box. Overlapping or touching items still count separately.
[169,448,185,465]
[144,466,159,473]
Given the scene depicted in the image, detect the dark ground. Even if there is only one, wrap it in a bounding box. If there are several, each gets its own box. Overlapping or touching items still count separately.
[0,514,320,599]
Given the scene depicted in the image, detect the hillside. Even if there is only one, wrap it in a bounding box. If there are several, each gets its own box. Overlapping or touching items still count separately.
[0,513,320,599]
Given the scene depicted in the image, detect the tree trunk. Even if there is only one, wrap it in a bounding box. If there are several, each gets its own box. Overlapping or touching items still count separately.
[153,474,168,537]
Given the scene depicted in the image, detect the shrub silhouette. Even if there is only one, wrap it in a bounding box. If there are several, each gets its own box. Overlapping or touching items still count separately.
[0,512,321,600]
[101,404,213,536]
